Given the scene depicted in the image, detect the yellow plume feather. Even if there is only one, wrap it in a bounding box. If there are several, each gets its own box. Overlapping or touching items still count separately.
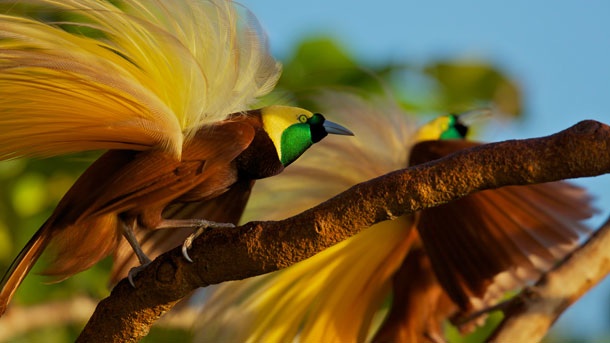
[0,0,280,159]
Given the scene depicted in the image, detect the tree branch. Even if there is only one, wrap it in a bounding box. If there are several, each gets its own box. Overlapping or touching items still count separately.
[490,215,610,341]
[77,120,610,342]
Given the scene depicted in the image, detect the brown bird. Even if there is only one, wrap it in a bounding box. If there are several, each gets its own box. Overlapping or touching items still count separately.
[195,93,594,342]
[374,138,592,342]
[0,0,353,315]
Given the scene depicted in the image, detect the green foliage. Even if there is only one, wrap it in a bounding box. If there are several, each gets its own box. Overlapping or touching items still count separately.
[445,311,504,343]
[272,37,398,110]
[272,36,522,119]
[0,156,99,341]
[7,324,84,343]
[0,2,110,38]
[141,327,193,342]
[425,61,522,115]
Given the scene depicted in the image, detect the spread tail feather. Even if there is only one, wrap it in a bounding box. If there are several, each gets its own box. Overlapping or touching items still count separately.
[0,213,121,316]
[0,222,53,316]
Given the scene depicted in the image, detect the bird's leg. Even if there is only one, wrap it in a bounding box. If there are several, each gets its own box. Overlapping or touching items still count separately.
[155,219,235,263]
[155,218,235,230]
[121,220,152,287]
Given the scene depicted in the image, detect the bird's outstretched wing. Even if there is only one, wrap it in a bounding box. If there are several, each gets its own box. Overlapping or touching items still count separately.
[0,0,280,159]
[410,140,594,313]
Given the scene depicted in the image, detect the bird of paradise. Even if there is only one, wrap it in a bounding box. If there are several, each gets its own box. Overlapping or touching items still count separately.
[0,0,353,315]
[196,92,594,342]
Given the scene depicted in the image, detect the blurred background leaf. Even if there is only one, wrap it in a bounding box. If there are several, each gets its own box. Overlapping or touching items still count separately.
[269,36,520,118]
[424,61,522,115]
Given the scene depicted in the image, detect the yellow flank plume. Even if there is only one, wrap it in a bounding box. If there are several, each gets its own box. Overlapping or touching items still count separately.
[196,92,418,342]
[200,220,414,343]
[0,0,280,159]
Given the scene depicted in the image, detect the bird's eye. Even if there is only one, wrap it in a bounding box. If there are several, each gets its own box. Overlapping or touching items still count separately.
[298,114,308,123]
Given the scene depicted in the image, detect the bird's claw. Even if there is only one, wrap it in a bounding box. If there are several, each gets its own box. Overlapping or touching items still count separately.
[182,221,235,262]
[181,228,202,263]
[127,261,152,287]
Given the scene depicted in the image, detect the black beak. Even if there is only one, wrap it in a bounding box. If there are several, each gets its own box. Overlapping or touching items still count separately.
[323,120,354,136]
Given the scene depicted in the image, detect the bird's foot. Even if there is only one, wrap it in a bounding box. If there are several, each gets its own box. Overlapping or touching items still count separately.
[127,260,152,287]
[181,228,204,263]
[121,220,153,287]
[181,221,235,262]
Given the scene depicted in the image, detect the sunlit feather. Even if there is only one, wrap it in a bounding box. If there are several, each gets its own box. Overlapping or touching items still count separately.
[0,0,280,159]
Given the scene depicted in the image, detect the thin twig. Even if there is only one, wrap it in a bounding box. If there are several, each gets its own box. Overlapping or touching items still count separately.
[490,215,610,342]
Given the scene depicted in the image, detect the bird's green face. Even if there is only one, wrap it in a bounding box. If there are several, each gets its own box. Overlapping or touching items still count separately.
[260,106,353,166]
[415,114,468,142]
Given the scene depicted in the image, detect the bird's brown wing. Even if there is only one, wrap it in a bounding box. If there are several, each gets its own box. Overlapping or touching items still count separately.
[41,121,254,280]
[77,121,255,221]
[409,140,595,313]
[110,178,255,283]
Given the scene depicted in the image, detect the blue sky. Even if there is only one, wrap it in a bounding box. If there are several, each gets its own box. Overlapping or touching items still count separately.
[243,0,610,339]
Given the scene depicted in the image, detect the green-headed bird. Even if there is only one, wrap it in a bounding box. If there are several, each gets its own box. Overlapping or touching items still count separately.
[0,0,352,316]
